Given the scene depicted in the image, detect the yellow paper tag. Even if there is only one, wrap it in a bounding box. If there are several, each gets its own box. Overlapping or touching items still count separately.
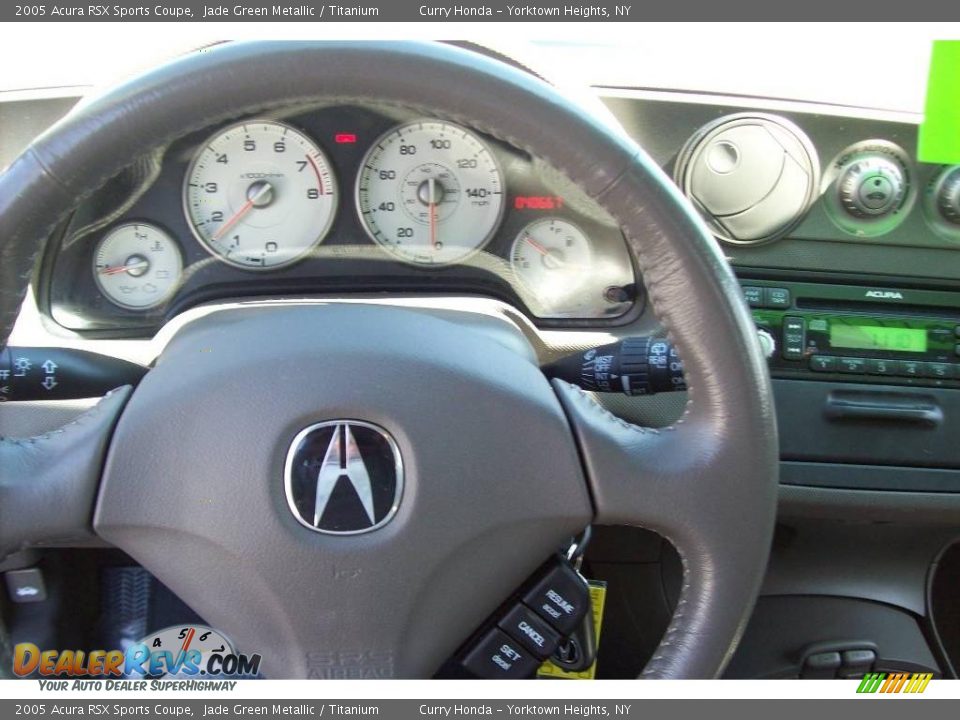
[537,580,607,680]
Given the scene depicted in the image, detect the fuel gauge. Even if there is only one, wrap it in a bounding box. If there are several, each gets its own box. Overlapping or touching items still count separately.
[510,218,594,315]
[93,223,183,310]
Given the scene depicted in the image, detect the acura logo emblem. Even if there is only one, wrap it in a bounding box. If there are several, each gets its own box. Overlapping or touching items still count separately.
[284,421,403,535]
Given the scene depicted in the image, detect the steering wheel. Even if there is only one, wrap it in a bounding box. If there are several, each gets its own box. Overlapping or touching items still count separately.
[0,41,777,679]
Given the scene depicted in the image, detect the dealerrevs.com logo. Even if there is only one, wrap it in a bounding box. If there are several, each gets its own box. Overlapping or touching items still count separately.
[13,625,261,682]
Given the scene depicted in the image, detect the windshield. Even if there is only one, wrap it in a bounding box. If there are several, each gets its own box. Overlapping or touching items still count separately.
[1,25,955,113]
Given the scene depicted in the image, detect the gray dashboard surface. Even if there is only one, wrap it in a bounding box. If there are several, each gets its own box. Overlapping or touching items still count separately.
[0,96,79,170]
[602,91,960,283]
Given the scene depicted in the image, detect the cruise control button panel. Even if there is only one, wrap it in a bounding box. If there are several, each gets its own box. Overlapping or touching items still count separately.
[455,558,594,679]
[498,604,561,658]
[461,629,540,679]
[523,562,591,635]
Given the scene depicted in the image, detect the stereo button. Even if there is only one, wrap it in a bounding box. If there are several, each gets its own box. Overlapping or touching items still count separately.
[742,286,763,307]
[782,317,806,360]
[837,357,867,374]
[810,356,837,372]
[924,363,952,380]
[765,287,791,308]
[866,359,901,376]
[900,361,923,377]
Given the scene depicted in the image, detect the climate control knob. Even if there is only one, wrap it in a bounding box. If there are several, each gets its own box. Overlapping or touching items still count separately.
[837,156,905,219]
[924,165,960,241]
[824,142,915,237]
[936,167,960,225]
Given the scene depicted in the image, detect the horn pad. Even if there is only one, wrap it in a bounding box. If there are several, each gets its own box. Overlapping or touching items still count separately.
[94,304,592,678]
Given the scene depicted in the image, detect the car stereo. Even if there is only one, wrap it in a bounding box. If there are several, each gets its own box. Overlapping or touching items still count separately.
[741,279,960,387]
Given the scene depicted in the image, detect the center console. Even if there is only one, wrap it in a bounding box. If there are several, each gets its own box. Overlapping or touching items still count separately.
[742,279,960,387]
[738,277,960,490]
[601,85,960,682]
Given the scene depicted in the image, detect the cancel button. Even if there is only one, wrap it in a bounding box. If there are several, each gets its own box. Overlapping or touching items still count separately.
[498,604,561,659]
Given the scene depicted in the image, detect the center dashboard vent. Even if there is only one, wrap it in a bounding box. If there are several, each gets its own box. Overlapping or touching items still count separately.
[674,113,820,246]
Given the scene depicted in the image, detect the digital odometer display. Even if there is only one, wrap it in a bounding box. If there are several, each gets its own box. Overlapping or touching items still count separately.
[830,324,928,353]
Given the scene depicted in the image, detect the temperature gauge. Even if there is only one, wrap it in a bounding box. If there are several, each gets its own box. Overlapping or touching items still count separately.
[93,223,183,309]
[510,218,594,315]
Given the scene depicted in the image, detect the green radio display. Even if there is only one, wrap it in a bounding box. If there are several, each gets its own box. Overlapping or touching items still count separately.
[829,324,928,353]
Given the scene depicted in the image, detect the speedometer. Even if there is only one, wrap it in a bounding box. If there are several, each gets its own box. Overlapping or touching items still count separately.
[356,120,505,265]
[183,120,337,270]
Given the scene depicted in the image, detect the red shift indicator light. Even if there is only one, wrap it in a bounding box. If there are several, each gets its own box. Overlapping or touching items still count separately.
[514,196,564,210]
[335,133,357,144]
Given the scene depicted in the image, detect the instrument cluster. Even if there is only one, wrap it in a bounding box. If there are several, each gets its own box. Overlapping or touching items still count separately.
[45,104,638,335]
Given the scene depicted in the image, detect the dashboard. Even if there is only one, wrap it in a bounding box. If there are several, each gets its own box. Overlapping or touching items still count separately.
[6,44,960,681]
[606,92,960,391]
[39,88,960,343]
[587,90,960,491]
[594,88,960,679]
[605,90,960,263]
[42,103,638,336]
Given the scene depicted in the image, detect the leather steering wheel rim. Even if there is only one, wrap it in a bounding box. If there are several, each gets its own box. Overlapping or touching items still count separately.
[0,40,778,679]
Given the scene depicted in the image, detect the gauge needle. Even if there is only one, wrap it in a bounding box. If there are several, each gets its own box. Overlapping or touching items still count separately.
[428,177,439,250]
[212,183,272,241]
[174,626,196,670]
[522,235,588,272]
[523,235,567,269]
[180,627,195,654]
[523,234,552,257]
[99,261,149,275]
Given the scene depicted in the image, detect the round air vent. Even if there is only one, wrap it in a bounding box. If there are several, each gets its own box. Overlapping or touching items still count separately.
[674,113,820,246]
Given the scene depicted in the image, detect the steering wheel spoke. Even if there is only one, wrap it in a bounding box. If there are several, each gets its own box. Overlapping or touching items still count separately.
[0,387,131,561]
[553,375,777,678]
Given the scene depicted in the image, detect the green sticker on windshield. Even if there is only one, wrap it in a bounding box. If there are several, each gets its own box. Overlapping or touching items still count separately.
[918,41,960,164]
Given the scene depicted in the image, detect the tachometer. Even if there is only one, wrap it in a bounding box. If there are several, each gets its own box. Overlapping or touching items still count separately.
[356,120,504,265]
[183,120,337,269]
